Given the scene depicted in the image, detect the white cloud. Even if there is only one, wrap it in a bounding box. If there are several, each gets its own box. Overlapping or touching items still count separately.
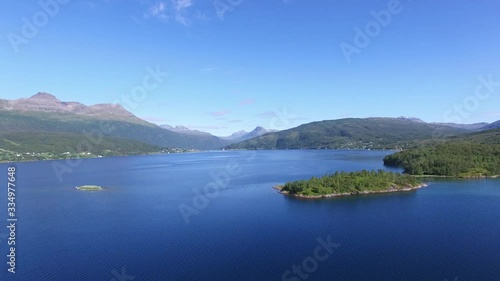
[172,0,193,11]
[146,1,168,20]
[151,2,166,15]
[143,0,203,25]
[172,0,193,25]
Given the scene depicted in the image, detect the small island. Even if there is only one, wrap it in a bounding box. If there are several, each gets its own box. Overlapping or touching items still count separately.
[274,170,426,199]
[76,185,103,191]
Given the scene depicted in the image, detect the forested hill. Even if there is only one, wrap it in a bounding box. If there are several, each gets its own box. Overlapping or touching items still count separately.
[383,129,500,177]
[446,128,500,144]
[226,118,470,150]
[0,93,233,150]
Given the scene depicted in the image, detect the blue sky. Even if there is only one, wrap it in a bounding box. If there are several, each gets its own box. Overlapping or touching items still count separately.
[1,0,500,135]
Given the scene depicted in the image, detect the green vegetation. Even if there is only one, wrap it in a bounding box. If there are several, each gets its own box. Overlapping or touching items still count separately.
[384,141,500,177]
[76,185,103,191]
[0,131,194,163]
[447,128,500,144]
[0,110,230,150]
[277,170,422,197]
[227,118,469,150]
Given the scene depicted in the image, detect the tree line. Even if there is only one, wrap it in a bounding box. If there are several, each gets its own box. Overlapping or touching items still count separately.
[281,170,421,196]
[383,142,500,177]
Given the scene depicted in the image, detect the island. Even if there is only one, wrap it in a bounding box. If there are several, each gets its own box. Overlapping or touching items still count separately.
[76,185,103,191]
[274,170,426,199]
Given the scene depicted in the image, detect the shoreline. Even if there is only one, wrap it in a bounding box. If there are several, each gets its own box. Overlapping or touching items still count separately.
[273,183,429,199]
[412,174,500,179]
[0,150,200,164]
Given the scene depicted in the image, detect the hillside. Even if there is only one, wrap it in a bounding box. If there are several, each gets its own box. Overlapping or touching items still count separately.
[0,131,167,162]
[446,128,500,144]
[432,122,489,131]
[383,129,500,177]
[226,118,470,150]
[0,93,230,150]
[482,120,500,130]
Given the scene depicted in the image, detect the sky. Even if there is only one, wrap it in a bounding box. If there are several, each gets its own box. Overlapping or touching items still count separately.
[1,0,500,135]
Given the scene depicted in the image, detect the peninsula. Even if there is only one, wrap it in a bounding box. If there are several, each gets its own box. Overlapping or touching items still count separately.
[274,170,425,199]
[383,141,500,178]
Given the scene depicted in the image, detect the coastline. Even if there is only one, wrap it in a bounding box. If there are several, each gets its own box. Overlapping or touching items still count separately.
[413,174,500,179]
[273,183,429,199]
[0,150,199,164]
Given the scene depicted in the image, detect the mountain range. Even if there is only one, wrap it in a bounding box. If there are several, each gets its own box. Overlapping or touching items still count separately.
[0,93,498,160]
[0,93,276,154]
[159,124,276,142]
[226,117,499,150]
[0,92,146,124]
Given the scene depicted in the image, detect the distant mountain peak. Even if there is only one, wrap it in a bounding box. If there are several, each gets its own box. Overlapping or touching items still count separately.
[221,130,248,141]
[222,126,277,142]
[231,130,248,136]
[30,92,59,101]
[159,124,212,136]
[1,93,145,124]
[397,116,425,123]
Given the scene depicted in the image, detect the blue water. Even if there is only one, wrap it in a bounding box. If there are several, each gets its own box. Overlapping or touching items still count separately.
[0,150,499,280]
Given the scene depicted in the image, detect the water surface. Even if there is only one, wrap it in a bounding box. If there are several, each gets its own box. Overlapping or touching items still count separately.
[0,150,499,280]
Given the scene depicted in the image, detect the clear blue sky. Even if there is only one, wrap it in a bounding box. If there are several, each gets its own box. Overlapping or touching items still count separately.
[1,0,500,135]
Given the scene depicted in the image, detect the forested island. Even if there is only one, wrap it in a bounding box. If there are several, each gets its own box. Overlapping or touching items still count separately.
[384,142,500,177]
[274,170,425,198]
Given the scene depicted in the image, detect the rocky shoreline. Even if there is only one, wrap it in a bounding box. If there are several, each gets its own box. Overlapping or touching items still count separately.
[273,183,428,199]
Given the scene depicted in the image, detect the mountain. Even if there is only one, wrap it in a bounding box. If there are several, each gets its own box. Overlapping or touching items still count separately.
[222,130,248,141]
[0,93,230,150]
[447,128,500,144]
[221,127,277,142]
[242,126,276,139]
[397,116,426,123]
[432,122,489,131]
[481,120,500,130]
[160,124,213,136]
[226,117,471,150]
[0,92,147,124]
